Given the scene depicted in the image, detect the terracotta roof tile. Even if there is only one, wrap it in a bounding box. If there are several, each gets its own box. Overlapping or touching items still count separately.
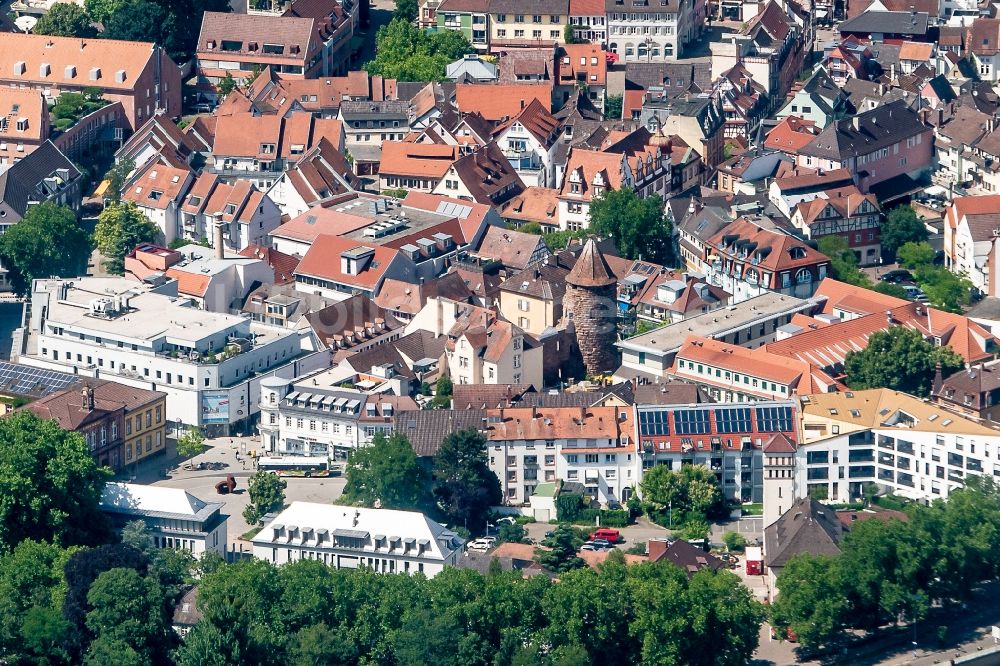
[378,141,459,178]
[455,83,552,122]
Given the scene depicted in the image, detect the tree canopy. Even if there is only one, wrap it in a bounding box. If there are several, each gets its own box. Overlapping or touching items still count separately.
[0,412,110,551]
[102,0,231,63]
[881,205,927,261]
[170,555,762,666]
[93,202,160,274]
[341,432,428,510]
[0,202,90,295]
[243,471,287,526]
[771,478,1000,653]
[432,428,501,530]
[640,464,724,528]
[365,19,474,82]
[33,3,97,37]
[589,188,674,266]
[843,326,963,397]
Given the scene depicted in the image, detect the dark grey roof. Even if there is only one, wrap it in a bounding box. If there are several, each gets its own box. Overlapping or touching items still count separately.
[394,409,486,456]
[625,62,712,95]
[764,497,843,568]
[839,10,929,35]
[798,100,928,161]
[0,140,80,218]
[338,100,409,120]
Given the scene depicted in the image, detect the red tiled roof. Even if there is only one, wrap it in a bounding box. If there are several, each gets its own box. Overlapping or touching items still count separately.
[294,234,401,289]
[378,142,458,178]
[455,84,552,122]
[239,244,300,284]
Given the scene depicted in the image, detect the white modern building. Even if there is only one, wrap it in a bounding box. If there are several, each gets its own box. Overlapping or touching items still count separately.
[773,389,1000,509]
[101,482,228,555]
[252,502,464,577]
[19,277,329,434]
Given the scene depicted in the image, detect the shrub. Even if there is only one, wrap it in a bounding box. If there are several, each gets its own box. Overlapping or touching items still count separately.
[723,531,746,552]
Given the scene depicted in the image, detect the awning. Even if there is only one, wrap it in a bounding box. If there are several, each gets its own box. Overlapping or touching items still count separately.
[93,179,111,198]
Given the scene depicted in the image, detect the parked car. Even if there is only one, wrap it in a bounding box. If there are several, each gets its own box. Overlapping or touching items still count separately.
[588,528,622,543]
[902,285,928,302]
[467,537,495,551]
[586,539,613,549]
[580,543,599,551]
[495,516,517,525]
[880,269,914,284]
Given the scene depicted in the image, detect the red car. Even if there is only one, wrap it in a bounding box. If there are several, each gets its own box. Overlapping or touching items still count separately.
[588,528,622,543]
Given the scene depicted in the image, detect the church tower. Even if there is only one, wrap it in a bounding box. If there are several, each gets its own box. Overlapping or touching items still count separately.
[562,238,619,376]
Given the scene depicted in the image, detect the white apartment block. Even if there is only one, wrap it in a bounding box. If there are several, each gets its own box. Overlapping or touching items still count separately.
[485,406,637,507]
[21,277,329,435]
[776,389,1000,509]
[252,502,464,577]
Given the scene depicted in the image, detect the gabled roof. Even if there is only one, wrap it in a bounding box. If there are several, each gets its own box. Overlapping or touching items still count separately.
[455,83,551,122]
[0,33,163,92]
[493,98,559,147]
[559,147,624,200]
[969,18,1000,57]
[765,497,843,567]
[375,272,475,315]
[499,186,560,225]
[0,140,80,218]
[304,294,403,349]
[444,141,525,205]
[378,142,458,178]
[239,244,299,284]
[476,225,547,270]
[197,11,319,63]
[799,100,928,161]
[294,235,404,289]
[838,10,929,36]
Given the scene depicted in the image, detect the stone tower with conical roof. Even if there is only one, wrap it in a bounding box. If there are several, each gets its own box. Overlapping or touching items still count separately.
[562,238,619,376]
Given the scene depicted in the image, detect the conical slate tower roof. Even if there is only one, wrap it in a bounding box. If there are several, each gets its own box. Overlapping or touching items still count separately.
[566,238,616,288]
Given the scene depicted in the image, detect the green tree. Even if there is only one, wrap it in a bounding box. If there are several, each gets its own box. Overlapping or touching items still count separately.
[873,281,910,299]
[103,158,134,204]
[639,464,722,525]
[243,471,287,526]
[0,540,78,663]
[563,23,578,44]
[0,412,110,550]
[392,0,418,22]
[102,0,231,63]
[843,326,963,397]
[915,264,973,313]
[85,567,171,662]
[431,374,453,408]
[539,525,585,572]
[881,205,927,261]
[433,428,502,529]
[543,229,586,251]
[770,554,849,650]
[0,202,90,295]
[818,235,870,287]
[175,428,206,460]
[85,0,127,24]
[288,623,356,666]
[342,432,428,510]
[84,636,145,666]
[216,72,237,100]
[93,201,159,274]
[121,520,154,553]
[604,94,623,120]
[896,241,935,269]
[723,531,746,552]
[365,18,474,82]
[589,188,674,265]
[34,3,97,37]
[497,521,527,544]
[520,221,543,235]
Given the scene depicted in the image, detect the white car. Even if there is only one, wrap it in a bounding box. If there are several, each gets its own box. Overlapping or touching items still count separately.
[495,516,518,525]
[467,537,496,551]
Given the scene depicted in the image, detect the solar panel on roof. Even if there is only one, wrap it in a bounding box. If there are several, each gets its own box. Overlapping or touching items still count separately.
[0,363,76,397]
